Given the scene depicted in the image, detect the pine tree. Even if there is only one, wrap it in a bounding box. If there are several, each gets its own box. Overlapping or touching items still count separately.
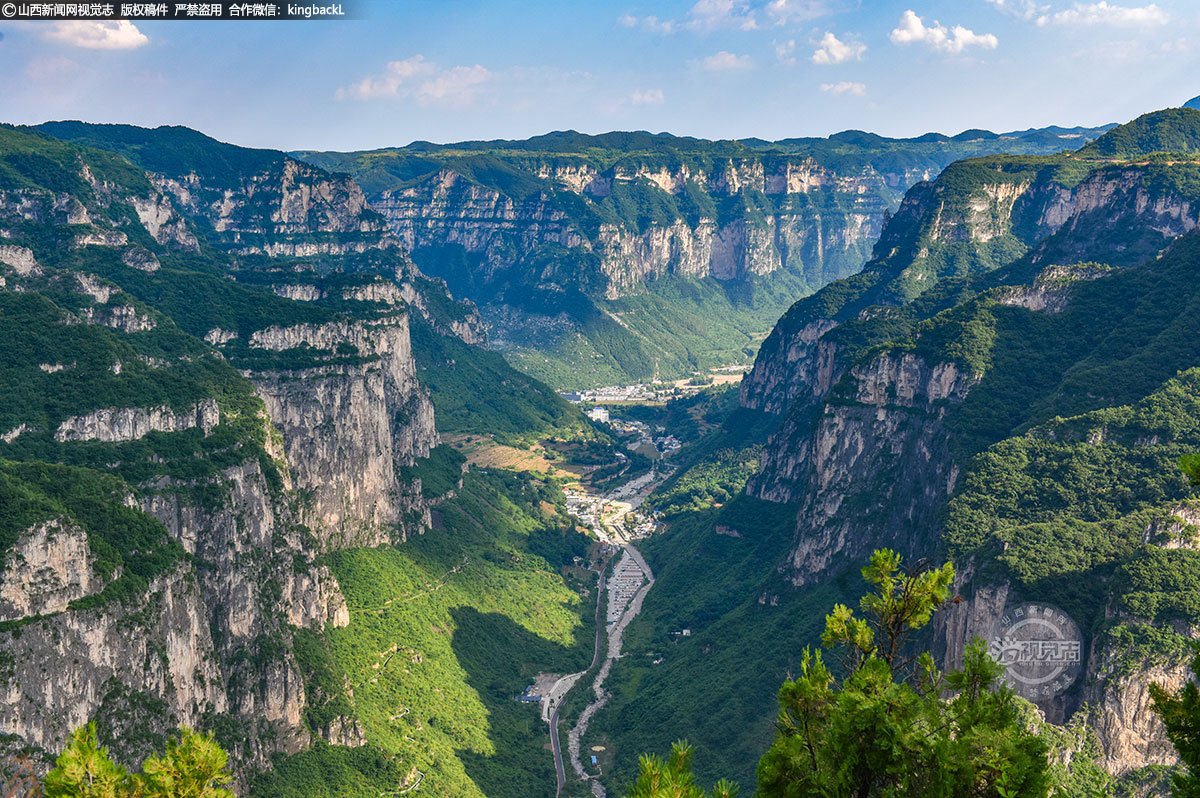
[755,549,1051,798]
[43,724,233,798]
[627,741,738,798]
[626,550,1052,798]
[43,723,130,798]
[137,728,234,798]
[1181,454,1200,487]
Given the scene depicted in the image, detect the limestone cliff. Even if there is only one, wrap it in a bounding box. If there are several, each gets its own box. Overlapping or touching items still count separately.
[373,162,893,299]
[0,122,453,789]
[738,114,1200,786]
[750,353,973,584]
[247,315,438,547]
[741,154,1200,417]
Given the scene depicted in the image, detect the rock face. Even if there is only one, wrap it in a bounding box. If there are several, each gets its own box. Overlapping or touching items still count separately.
[750,353,973,584]
[248,316,438,546]
[740,319,840,414]
[0,565,226,762]
[0,124,451,788]
[932,571,1189,775]
[740,132,1200,783]
[0,520,99,621]
[1086,657,1189,775]
[55,399,220,443]
[137,458,348,763]
[0,245,41,277]
[741,155,1200,419]
[151,158,394,257]
[374,162,898,300]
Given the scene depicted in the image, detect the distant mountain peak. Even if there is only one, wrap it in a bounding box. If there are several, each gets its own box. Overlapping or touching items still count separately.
[1078,106,1200,158]
[1185,95,1200,111]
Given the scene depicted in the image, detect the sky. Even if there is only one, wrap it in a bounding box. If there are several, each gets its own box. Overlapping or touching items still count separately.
[0,0,1198,151]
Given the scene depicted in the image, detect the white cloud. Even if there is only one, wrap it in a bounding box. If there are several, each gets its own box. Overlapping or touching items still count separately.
[890,10,998,54]
[766,0,830,25]
[416,65,491,107]
[686,0,758,31]
[43,20,148,49]
[618,13,676,33]
[984,0,1049,20]
[775,38,797,64]
[698,51,755,71]
[1036,2,1167,26]
[631,88,665,105]
[820,81,866,96]
[337,56,492,107]
[811,32,866,64]
[621,0,833,36]
[338,55,435,100]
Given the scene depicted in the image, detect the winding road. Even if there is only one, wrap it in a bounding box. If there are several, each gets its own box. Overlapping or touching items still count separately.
[550,461,666,797]
[551,568,607,797]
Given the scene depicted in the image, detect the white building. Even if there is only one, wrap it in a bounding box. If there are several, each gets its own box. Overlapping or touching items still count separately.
[587,407,610,423]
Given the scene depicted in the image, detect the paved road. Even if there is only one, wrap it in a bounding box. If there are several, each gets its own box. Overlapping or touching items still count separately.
[552,568,606,798]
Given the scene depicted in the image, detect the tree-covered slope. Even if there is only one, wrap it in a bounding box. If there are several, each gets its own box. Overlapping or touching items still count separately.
[1078,107,1200,159]
[743,108,1200,414]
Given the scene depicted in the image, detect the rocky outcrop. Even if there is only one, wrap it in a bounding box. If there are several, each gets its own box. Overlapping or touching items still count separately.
[248,317,437,547]
[121,246,161,272]
[205,327,238,345]
[130,193,199,251]
[150,159,394,257]
[79,302,156,332]
[1,424,28,444]
[1143,501,1200,548]
[0,245,41,277]
[134,458,345,763]
[55,399,219,443]
[740,319,840,414]
[74,230,129,248]
[1030,166,1200,266]
[272,283,324,302]
[0,565,226,764]
[1040,167,1198,240]
[933,570,1192,775]
[0,520,100,621]
[750,353,973,585]
[1086,657,1188,775]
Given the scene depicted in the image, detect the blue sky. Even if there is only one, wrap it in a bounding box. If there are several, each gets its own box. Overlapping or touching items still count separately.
[1,0,1197,151]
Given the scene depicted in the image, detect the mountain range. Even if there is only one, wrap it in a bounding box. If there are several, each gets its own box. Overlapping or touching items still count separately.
[1,103,1200,797]
[295,123,1113,388]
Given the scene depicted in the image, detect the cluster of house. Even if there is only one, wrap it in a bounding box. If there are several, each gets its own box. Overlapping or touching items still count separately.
[561,384,675,404]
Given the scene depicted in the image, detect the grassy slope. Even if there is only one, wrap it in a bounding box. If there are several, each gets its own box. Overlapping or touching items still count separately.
[495,272,808,389]
[252,468,596,798]
[409,317,588,446]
